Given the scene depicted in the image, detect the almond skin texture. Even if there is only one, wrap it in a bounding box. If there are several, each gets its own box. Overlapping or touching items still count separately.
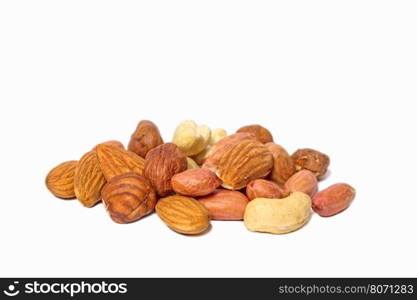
[265,143,296,186]
[96,144,145,181]
[46,160,78,199]
[92,140,124,151]
[198,189,249,220]
[202,133,254,172]
[216,139,273,190]
[74,151,106,207]
[244,192,311,234]
[292,148,330,178]
[144,143,187,196]
[312,183,356,217]
[236,124,273,144]
[171,169,221,197]
[284,170,318,197]
[128,120,163,158]
[155,195,210,235]
[246,179,283,200]
[101,172,157,224]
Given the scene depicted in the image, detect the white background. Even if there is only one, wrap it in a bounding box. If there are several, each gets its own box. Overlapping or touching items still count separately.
[0,1,416,277]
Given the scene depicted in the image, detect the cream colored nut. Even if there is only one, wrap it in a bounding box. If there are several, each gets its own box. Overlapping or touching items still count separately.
[186,157,200,169]
[192,128,227,165]
[209,128,227,145]
[172,120,211,156]
[244,192,311,234]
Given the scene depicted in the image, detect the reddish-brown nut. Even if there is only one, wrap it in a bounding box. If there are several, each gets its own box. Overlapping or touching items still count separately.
[171,168,222,197]
[265,143,296,186]
[292,148,330,178]
[284,170,318,197]
[128,120,164,158]
[198,189,249,220]
[246,179,284,200]
[312,183,356,217]
[101,172,157,224]
[92,140,125,151]
[236,124,273,144]
[202,133,254,171]
[144,143,187,196]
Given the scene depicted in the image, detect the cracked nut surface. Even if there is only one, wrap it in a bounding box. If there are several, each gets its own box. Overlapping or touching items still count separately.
[292,148,330,178]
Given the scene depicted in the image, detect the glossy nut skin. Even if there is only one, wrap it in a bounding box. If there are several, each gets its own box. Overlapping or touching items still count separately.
[284,170,318,197]
[312,183,355,217]
[128,120,164,158]
[171,168,221,197]
[246,179,283,200]
[101,172,157,224]
[265,143,296,186]
[198,189,249,220]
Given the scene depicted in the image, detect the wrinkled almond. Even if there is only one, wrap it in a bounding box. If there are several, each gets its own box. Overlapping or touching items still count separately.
[156,195,210,235]
[266,142,296,186]
[46,160,78,199]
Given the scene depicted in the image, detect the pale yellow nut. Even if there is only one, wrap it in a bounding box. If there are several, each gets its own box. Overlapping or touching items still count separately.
[244,192,311,234]
[172,120,211,156]
[209,128,227,145]
[186,157,200,169]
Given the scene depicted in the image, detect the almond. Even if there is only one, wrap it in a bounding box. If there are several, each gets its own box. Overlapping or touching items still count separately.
[92,140,124,151]
[246,179,283,200]
[171,168,221,197]
[101,172,157,223]
[45,160,78,199]
[202,133,254,172]
[128,120,163,158]
[155,195,210,235]
[216,139,273,190]
[312,183,355,217]
[144,143,187,196]
[96,144,145,181]
[292,148,330,178]
[74,151,106,207]
[236,124,273,144]
[265,142,296,186]
[284,170,318,197]
[198,189,248,220]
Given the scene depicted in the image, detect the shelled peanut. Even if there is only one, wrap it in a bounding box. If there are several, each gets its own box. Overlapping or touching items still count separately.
[45,119,356,236]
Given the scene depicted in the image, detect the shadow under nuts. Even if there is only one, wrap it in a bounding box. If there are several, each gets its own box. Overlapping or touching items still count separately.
[101,172,157,224]
[144,143,187,196]
[244,192,311,234]
[171,168,222,197]
[156,195,210,235]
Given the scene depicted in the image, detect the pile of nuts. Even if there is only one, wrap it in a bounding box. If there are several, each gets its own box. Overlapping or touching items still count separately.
[46,120,356,235]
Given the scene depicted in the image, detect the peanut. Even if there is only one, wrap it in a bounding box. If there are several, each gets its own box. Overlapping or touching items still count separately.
[312,183,355,217]
[244,192,311,234]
